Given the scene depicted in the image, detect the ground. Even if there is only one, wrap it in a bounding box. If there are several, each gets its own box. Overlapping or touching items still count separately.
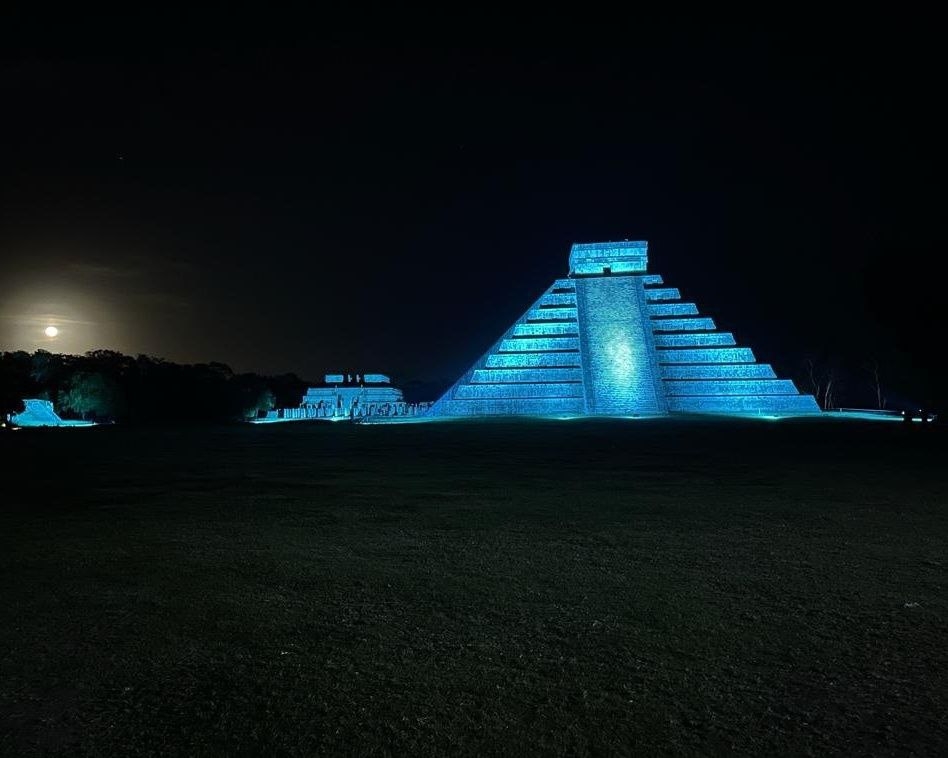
[1,418,945,755]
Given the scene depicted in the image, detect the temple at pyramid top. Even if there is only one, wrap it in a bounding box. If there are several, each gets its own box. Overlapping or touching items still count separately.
[424,240,820,419]
[569,240,649,275]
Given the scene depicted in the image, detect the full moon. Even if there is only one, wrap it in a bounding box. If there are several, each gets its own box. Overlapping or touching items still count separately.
[44,326,59,337]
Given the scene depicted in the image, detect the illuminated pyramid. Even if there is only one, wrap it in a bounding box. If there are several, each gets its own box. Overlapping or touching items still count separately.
[426,241,820,418]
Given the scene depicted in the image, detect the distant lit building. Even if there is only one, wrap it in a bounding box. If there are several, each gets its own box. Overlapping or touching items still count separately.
[425,241,820,418]
[7,399,96,427]
[259,374,429,422]
[301,373,404,416]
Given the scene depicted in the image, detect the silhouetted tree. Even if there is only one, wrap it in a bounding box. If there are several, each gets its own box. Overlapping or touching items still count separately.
[242,388,276,419]
[822,365,839,410]
[59,372,124,421]
[863,360,886,409]
[803,357,824,405]
[802,356,841,410]
[0,351,35,416]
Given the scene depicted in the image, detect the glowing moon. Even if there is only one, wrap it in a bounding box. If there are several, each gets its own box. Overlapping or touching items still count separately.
[44,326,59,337]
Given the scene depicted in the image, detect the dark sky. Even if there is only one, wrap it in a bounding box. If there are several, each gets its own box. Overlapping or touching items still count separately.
[1,19,943,404]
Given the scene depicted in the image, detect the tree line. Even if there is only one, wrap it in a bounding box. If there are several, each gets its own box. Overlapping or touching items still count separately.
[0,348,911,424]
[0,350,309,424]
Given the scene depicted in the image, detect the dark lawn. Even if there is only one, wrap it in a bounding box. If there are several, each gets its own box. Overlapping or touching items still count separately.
[1,418,946,755]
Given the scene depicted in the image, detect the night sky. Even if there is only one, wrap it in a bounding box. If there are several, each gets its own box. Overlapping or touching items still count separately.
[1,20,942,405]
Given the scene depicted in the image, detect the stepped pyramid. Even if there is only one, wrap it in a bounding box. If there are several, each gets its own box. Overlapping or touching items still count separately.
[426,241,820,418]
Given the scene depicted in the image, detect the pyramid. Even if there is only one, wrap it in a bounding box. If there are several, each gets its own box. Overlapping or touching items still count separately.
[426,241,820,418]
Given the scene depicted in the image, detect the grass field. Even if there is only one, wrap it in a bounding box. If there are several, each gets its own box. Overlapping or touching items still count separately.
[1,418,946,755]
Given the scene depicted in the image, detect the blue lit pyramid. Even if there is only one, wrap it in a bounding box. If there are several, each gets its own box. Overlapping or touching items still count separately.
[426,241,820,418]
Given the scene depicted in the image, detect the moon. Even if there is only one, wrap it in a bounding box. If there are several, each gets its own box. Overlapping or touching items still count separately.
[44,325,59,337]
